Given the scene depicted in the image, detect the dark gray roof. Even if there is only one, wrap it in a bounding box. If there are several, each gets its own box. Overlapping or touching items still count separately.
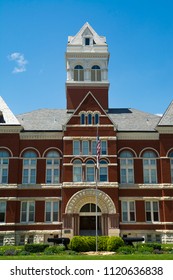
[108,108,161,131]
[17,109,71,131]
[16,107,161,132]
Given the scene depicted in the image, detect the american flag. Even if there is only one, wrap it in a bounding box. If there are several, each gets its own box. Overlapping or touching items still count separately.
[96,135,101,169]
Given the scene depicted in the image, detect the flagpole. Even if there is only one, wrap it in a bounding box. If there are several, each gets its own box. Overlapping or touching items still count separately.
[96,163,98,252]
[95,125,100,252]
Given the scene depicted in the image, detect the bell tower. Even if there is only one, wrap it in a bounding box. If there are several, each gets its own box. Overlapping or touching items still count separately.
[65,22,110,112]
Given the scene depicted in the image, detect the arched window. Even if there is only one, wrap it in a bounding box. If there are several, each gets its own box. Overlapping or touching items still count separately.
[80,203,101,212]
[99,160,108,182]
[120,151,134,184]
[91,65,101,81]
[169,151,173,183]
[22,151,37,184]
[74,65,84,81]
[80,113,86,125]
[87,113,92,125]
[0,150,10,184]
[86,160,95,182]
[142,151,157,184]
[46,151,60,184]
[94,113,99,125]
[73,159,82,182]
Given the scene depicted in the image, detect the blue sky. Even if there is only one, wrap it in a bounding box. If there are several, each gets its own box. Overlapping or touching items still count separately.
[0,0,173,115]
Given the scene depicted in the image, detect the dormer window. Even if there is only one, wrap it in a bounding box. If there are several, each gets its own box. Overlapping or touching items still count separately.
[0,111,5,123]
[85,38,90,45]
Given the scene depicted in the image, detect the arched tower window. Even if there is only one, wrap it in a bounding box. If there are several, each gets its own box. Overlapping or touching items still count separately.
[74,65,84,81]
[91,65,101,81]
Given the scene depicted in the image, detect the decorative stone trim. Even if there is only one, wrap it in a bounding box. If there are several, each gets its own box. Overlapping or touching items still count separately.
[65,188,116,214]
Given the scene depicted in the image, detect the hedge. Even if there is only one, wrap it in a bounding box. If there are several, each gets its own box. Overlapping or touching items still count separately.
[70,236,124,252]
[24,243,49,253]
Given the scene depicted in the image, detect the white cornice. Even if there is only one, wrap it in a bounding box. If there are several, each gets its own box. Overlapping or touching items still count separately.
[20,132,63,139]
[0,126,21,133]
[66,81,109,87]
[117,132,159,140]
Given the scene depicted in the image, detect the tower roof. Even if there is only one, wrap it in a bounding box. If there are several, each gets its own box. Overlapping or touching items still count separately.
[67,22,107,46]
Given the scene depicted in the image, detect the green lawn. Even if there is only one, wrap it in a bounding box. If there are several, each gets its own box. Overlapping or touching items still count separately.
[0,253,173,260]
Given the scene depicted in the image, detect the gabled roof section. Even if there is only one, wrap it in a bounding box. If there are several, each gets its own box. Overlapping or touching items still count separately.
[68,22,107,46]
[64,91,116,128]
[108,108,161,131]
[157,100,173,126]
[17,109,70,131]
[0,96,20,125]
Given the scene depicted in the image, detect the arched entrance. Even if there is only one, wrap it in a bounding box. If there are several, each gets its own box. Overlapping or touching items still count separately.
[64,189,119,236]
[80,203,101,236]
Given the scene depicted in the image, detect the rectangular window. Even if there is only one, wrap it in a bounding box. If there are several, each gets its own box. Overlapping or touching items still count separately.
[73,140,80,155]
[122,201,135,222]
[21,201,35,223]
[22,159,37,184]
[85,38,90,45]
[101,141,107,155]
[143,159,157,184]
[45,201,59,222]
[0,158,9,184]
[82,141,89,155]
[0,201,6,222]
[145,201,159,222]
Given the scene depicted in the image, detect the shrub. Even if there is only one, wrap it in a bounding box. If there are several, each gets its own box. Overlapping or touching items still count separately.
[70,236,89,252]
[44,245,65,255]
[107,236,124,252]
[98,236,109,251]
[4,249,18,256]
[24,243,49,253]
[85,236,96,251]
[117,245,135,255]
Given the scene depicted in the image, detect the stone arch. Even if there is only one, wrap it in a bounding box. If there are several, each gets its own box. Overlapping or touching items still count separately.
[65,189,116,214]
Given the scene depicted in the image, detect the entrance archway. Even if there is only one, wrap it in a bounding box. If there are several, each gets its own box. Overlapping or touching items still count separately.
[64,189,117,236]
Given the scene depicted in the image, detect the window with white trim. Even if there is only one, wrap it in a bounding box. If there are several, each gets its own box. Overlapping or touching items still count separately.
[91,65,101,81]
[120,151,134,184]
[0,201,6,222]
[21,201,35,223]
[145,201,159,222]
[73,140,80,155]
[122,201,136,222]
[73,159,82,182]
[99,160,108,182]
[22,151,37,184]
[143,151,157,184]
[46,151,60,184]
[0,150,10,184]
[45,201,59,222]
[169,151,173,183]
[86,160,95,182]
[82,141,89,155]
[74,65,84,81]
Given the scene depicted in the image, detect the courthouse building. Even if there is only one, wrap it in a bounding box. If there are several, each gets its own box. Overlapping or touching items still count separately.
[0,23,173,245]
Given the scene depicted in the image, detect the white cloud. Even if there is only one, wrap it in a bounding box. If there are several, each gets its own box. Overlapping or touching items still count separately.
[8,52,28,73]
